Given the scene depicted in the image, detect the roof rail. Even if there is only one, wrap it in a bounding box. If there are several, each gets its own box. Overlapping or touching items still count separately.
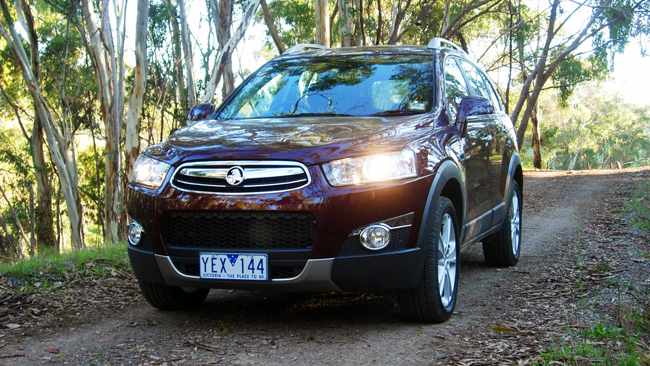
[427,37,467,54]
[283,43,329,55]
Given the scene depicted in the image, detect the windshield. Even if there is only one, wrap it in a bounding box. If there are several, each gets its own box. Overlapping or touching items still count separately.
[217,55,434,120]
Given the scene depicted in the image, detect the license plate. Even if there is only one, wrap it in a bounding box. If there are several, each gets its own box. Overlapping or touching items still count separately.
[199,253,268,281]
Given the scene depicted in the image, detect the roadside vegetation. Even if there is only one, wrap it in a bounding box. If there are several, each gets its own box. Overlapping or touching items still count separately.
[538,173,650,365]
[0,243,138,334]
[0,244,129,282]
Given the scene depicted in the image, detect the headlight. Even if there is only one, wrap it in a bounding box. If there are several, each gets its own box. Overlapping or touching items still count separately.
[130,155,171,189]
[322,150,417,186]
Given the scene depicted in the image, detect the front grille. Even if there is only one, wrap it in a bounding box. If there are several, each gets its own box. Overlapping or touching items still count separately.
[171,161,310,194]
[337,227,411,256]
[161,211,316,249]
[173,262,305,280]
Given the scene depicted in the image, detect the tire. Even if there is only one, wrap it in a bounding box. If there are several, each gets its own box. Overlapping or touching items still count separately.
[398,197,459,323]
[483,180,522,267]
[138,281,210,310]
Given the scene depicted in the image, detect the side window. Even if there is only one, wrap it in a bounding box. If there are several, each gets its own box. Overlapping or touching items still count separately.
[459,60,492,101]
[459,59,503,112]
[444,57,469,121]
[479,72,504,112]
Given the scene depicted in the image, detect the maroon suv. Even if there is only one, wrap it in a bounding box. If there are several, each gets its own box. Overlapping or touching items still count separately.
[126,38,523,323]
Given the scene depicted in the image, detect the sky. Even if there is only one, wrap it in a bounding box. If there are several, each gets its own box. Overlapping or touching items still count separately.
[607,42,649,105]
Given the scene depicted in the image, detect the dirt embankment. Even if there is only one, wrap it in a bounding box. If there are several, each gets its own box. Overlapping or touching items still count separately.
[1,168,649,365]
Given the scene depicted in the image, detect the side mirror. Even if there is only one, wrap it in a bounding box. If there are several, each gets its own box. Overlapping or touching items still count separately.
[455,96,494,136]
[187,103,216,124]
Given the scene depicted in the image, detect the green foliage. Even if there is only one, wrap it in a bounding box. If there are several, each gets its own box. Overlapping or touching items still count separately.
[0,127,34,253]
[267,0,316,46]
[539,322,641,365]
[77,144,105,230]
[524,85,650,170]
[621,177,650,233]
[553,51,610,106]
[0,243,129,280]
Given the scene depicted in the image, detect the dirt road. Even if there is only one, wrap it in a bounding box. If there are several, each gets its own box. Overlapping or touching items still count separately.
[2,168,649,365]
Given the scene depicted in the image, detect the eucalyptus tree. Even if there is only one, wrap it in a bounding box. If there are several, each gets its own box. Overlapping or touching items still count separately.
[80,0,149,243]
[0,0,56,251]
[509,0,650,157]
[200,0,262,103]
[0,0,85,249]
[125,0,149,181]
[263,0,505,48]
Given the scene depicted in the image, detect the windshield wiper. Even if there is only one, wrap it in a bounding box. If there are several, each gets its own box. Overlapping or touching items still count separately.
[278,112,351,118]
[371,109,423,116]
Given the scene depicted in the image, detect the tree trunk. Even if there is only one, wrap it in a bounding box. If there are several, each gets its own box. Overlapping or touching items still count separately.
[125,0,149,182]
[80,0,126,244]
[530,101,542,169]
[359,0,365,45]
[89,114,105,239]
[441,0,451,35]
[568,130,587,170]
[261,0,285,53]
[19,0,56,251]
[314,0,330,46]
[31,117,56,251]
[178,0,197,107]
[168,0,188,115]
[375,0,381,45]
[329,4,338,47]
[338,0,353,46]
[218,0,234,99]
[28,184,35,255]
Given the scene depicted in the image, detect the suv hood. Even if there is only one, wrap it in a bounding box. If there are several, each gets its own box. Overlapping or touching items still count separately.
[148,115,435,166]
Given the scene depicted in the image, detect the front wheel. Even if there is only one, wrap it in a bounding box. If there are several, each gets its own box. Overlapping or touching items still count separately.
[398,197,459,323]
[483,180,522,266]
[138,281,210,310]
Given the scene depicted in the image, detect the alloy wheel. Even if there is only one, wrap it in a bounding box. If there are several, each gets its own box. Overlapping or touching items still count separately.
[510,191,521,257]
[437,213,457,309]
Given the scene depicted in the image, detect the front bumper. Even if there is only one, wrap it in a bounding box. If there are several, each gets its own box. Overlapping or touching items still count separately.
[127,164,433,292]
[129,245,423,292]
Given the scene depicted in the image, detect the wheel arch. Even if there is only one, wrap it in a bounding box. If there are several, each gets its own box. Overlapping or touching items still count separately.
[417,159,465,252]
[507,152,523,205]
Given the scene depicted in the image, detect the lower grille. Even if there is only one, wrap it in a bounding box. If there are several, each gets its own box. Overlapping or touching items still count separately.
[161,211,316,250]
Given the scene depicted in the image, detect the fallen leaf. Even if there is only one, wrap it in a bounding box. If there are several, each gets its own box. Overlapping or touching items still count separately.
[491,326,518,332]
[46,349,60,354]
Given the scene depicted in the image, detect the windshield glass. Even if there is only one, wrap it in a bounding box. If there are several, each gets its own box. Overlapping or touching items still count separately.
[217,55,434,120]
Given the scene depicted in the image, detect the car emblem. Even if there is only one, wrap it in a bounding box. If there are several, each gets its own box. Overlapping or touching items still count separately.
[226,166,245,186]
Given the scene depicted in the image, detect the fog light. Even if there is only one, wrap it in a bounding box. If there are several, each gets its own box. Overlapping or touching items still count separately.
[359,224,391,250]
[128,221,143,246]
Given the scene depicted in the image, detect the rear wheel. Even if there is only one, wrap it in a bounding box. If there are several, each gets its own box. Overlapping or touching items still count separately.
[483,180,522,266]
[398,197,459,323]
[138,281,210,310]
